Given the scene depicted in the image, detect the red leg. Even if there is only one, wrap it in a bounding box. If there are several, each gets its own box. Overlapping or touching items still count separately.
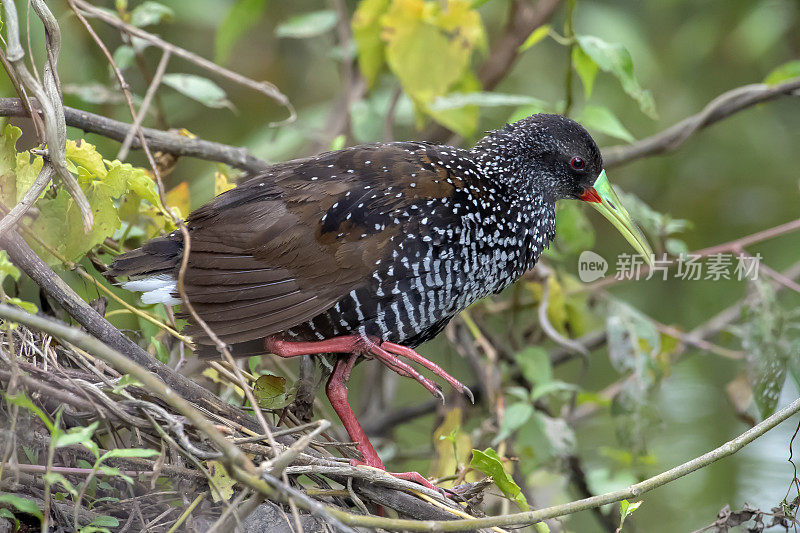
[325,355,441,492]
[265,335,470,403]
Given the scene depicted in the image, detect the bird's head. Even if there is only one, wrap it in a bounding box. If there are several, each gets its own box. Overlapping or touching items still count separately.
[472,113,653,264]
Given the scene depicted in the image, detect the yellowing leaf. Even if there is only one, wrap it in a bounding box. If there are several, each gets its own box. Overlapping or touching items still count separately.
[253,373,290,409]
[206,460,235,502]
[214,172,236,196]
[165,182,190,218]
[381,0,485,134]
[353,0,391,86]
[67,139,107,178]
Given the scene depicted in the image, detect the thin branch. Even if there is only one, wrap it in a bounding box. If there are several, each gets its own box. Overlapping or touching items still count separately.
[603,77,800,168]
[70,0,295,125]
[0,97,270,172]
[117,49,171,161]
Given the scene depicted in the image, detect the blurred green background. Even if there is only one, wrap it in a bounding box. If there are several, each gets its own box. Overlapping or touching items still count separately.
[3,0,800,530]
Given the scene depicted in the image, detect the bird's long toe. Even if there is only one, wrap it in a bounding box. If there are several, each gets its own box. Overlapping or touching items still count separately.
[381,341,474,402]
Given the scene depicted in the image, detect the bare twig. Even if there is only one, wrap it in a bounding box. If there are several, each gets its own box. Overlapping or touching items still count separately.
[603,77,800,168]
[117,49,171,161]
[0,97,270,172]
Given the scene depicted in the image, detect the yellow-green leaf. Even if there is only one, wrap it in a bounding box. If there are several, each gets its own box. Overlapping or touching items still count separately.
[66,139,107,179]
[382,0,486,132]
[207,460,235,502]
[764,60,800,85]
[253,373,290,409]
[518,24,550,52]
[469,448,529,511]
[214,171,236,196]
[572,45,598,100]
[353,0,391,86]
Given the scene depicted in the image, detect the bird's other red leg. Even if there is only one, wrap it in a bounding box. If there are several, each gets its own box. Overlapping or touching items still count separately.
[325,354,441,492]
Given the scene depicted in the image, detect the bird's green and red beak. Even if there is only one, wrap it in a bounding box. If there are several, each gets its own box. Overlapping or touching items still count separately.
[579,170,653,266]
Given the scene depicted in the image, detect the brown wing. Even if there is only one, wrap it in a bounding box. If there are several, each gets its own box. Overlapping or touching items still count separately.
[182,142,461,346]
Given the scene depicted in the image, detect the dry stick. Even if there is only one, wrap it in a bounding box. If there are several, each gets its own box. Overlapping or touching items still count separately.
[603,77,800,168]
[0,0,92,232]
[0,98,270,172]
[70,0,295,125]
[117,49,171,161]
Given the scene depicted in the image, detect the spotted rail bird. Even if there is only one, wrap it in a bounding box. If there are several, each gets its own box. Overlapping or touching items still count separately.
[108,113,651,491]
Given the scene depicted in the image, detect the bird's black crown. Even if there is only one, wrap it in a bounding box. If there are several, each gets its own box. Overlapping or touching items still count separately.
[471,113,603,203]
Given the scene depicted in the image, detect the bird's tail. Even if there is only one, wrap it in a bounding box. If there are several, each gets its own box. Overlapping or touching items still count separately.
[106,232,183,306]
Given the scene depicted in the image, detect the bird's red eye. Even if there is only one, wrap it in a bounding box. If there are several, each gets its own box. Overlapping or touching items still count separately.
[570,157,585,171]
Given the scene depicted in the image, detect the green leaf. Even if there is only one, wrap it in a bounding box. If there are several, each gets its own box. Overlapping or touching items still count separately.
[764,60,800,85]
[43,473,78,498]
[112,374,144,395]
[352,0,391,86]
[469,448,529,511]
[130,1,173,27]
[27,182,121,266]
[53,421,99,449]
[97,465,133,485]
[329,134,347,152]
[492,402,533,445]
[215,0,268,63]
[0,493,42,521]
[100,448,160,461]
[4,297,37,313]
[66,140,107,180]
[619,499,643,531]
[0,508,19,529]
[550,201,594,256]
[253,373,290,409]
[86,515,120,528]
[518,25,550,52]
[0,123,44,206]
[107,161,163,210]
[578,105,635,143]
[162,74,233,110]
[0,251,20,287]
[572,46,598,100]
[429,92,546,111]
[5,391,54,432]
[275,10,337,39]
[514,346,551,386]
[576,35,656,118]
[112,46,135,71]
